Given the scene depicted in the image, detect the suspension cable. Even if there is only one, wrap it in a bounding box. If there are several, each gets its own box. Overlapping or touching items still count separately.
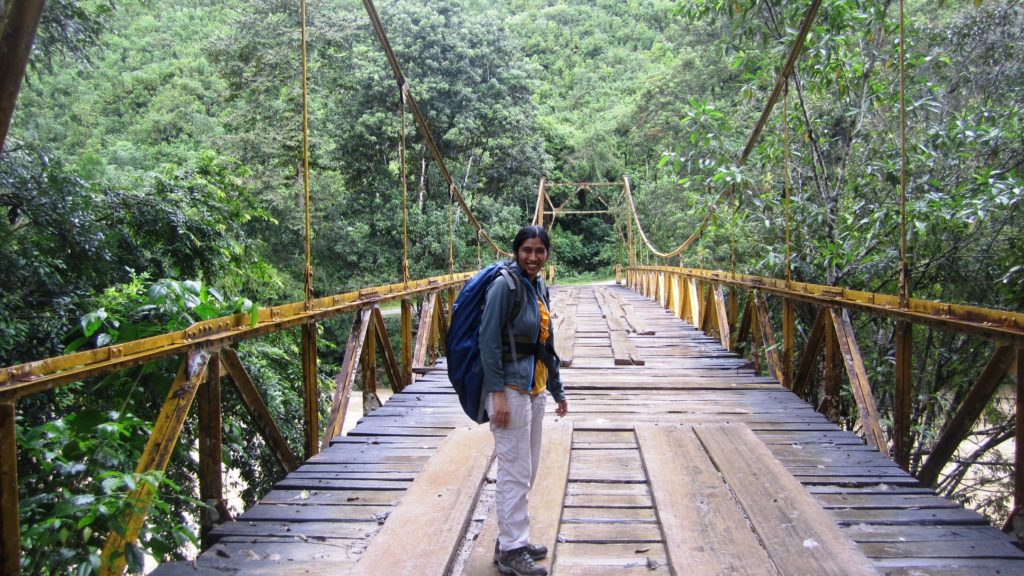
[898,0,909,306]
[624,0,823,261]
[361,0,508,257]
[300,0,313,307]
[400,83,410,284]
[731,186,738,274]
[448,185,455,277]
[783,80,793,282]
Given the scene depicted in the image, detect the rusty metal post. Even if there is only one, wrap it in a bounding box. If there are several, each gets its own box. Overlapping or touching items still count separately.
[1013,347,1023,535]
[1,401,19,575]
[301,322,319,460]
[198,353,229,548]
[401,298,413,387]
[894,320,914,469]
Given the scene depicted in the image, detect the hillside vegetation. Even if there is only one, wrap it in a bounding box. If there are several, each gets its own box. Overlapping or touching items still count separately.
[2,0,1021,572]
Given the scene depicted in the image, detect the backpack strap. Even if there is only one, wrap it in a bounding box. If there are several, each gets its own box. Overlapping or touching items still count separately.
[497,267,525,365]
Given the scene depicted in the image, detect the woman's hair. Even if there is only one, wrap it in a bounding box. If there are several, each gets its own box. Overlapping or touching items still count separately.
[511,225,551,254]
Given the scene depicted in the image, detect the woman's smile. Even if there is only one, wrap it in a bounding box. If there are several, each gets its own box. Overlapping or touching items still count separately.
[516,238,548,279]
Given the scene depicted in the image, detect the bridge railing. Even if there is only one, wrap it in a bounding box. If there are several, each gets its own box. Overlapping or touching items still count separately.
[0,272,470,575]
[625,265,1024,536]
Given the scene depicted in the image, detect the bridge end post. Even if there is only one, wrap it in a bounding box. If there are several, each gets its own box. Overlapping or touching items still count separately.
[302,323,319,459]
[400,298,413,389]
[1,401,19,575]
[893,320,913,470]
[198,354,230,548]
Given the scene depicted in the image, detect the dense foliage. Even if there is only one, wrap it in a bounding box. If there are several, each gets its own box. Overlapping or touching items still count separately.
[2,0,1022,571]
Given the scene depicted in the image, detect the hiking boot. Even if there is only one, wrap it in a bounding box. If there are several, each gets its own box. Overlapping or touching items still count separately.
[494,540,548,563]
[497,546,548,576]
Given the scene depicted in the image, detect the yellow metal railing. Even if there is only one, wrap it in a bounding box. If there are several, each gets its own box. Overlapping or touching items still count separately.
[0,272,471,575]
[625,265,1024,534]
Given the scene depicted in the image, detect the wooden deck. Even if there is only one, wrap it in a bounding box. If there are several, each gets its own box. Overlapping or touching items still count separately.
[153,284,1024,575]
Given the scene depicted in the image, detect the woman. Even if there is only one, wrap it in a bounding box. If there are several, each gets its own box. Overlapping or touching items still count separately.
[479,225,568,576]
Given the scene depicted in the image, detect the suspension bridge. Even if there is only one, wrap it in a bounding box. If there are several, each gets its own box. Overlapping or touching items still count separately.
[2,0,1024,574]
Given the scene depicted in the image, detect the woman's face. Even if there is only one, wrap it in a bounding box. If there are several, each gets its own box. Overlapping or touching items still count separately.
[516,237,549,280]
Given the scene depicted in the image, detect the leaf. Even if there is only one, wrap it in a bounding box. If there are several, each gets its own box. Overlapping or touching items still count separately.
[101,476,124,494]
[81,310,107,337]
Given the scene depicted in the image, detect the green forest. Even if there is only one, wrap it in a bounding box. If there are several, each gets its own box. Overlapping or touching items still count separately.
[1,0,1022,572]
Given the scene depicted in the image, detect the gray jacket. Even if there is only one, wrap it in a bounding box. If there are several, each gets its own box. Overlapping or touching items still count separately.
[478,261,566,402]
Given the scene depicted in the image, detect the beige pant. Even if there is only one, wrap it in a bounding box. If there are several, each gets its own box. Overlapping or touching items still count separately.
[489,388,546,552]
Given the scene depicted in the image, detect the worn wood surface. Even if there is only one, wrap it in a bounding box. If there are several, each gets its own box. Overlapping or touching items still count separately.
[463,421,572,575]
[348,427,493,576]
[152,284,1024,576]
[637,424,775,575]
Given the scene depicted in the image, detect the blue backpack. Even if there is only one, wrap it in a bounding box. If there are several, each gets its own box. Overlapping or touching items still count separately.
[446,261,525,424]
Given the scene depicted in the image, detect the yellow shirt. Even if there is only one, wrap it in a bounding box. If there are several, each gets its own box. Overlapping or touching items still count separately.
[532,298,549,396]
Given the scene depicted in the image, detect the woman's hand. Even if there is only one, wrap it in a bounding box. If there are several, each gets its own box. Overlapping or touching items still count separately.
[491,391,510,428]
[555,400,568,417]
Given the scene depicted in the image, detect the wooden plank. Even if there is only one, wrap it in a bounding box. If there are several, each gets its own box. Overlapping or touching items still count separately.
[554,542,669,572]
[700,281,714,333]
[782,298,794,389]
[371,307,403,392]
[792,307,826,398]
[595,289,631,332]
[713,284,731,350]
[413,293,437,370]
[687,279,701,327]
[301,321,319,460]
[605,290,655,335]
[210,520,382,541]
[400,298,413,389]
[464,421,572,574]
[198,355,229,548]
[348,426,494,576]
[694,423,877,576]
[557,522,663,543]
[362,310,380,413]
[322,309,371,449]
[830,307,887,453]
[860,537,1024,559]
[221,349,300,473]
[259,490,402,506]
[892,317,909,467]
[636,424,773,575]
[753,291,784,384]
[433,291,449,355]
[554,288,578,367]
[155,558,358,576]
[530,420,572,571]
[917,345,1014,486]
[609,331,644,366]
